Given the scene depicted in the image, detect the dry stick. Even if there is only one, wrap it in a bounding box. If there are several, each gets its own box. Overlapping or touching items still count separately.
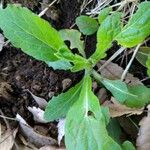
[38,0,58,17]
[98,47,126,71]
[121,44,141,81]
[0,109,19,150]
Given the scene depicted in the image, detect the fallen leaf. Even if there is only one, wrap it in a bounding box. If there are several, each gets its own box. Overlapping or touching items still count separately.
[97,61,142,85]
[16,114,57,148]
[103,97,143,117]
[136,105,150,150]
[25,90,48,109]
[0,33,4,52]
[28,107,48,123]
[39,145,66,150]
[0,128,18,150]
[57,119,65,146]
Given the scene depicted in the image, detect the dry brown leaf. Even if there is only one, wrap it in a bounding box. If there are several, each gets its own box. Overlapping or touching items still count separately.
[97,61,142,85]
[16,114,57,148]
[103,97,143,117]
[0,33,4,52]
[0,128,18,150]
[39,145,66,150]
[136,105,150,150]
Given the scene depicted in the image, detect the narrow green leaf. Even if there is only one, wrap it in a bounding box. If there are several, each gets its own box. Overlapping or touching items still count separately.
[101,79,129,103]
[76,15,99,35]
[147,54,150,76]
[91,12,122,64]
[98,7,112,24]
[115,1,150,47]
[65,75,122,150]
[124,85,150,108]
[107,118,122,144]
[122,141,136,150]
[44,80,82,121]
[59,29,85,56]
[0,5,68,62]
[136,47,150,67]
[47,60,72,70]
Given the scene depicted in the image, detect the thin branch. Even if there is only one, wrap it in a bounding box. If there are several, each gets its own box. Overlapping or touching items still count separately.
[121,44,141,81]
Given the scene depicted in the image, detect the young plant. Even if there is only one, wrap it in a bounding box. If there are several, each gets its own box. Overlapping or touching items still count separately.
[0,2,150,149]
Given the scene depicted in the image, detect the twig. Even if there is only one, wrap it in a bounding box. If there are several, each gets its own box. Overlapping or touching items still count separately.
[38,0,58,17]
[121,44,141,81]
[98,47,126,71]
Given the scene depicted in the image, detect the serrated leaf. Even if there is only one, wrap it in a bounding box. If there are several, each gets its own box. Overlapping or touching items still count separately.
[65,75,122,150]
[0,5,68,62]
[76,15,99,35]
[47,60,72,70]
[59,29,85,56]
[44,80,82,121]
[98,7,112,23]
[122,141,136,150]
[136,47,150,67]
[124,85,150,108]
[91,12,122,64]
[115,1,150,47]
[101,79,130,103]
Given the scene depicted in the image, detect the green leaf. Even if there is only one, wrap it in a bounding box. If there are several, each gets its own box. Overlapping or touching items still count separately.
[98,7,112,23]
[107,118,122,144]
[101,79,129,103]
[0,5,68,62]
[76,15,99,35]
[47,60,72,70]
[124,85,150,108]
[56,47,92,72]
[122,141,136,150]
[91,12,122,64]
[136,47,150,67]
[147,54,150,76]
[115,1,150,47]
[59,29,85,56]
[44,80,83,121]
[65,75,122,150]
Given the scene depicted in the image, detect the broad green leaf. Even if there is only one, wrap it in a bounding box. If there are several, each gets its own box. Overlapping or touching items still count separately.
[101,79,129,103]
[47,60,72,70]
[0,5,69,62]
[59,29,85,56]
[115,1,150,47]
[122,141,136,150]
[91,12,122,64]
[44,80,82,121]
[107,118,122,144]
[136,47,150,67]
[56,47,92,72]
[124,85,150,108]
[76,15,99,35]
[98,7,112,24]
[65,75,122,150]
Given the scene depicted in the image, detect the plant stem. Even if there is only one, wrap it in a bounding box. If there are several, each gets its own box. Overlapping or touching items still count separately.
[91,69,103,83]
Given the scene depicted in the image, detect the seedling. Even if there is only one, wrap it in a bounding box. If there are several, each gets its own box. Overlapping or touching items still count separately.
[0,2,150,149]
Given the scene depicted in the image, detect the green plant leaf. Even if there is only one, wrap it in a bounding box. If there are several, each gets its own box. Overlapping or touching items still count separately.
[101,79,130,103]
[91,12,122,64]
[115,1,150,47]
[56,47,92,72]
[76,15,99,35]
[136,47,150,67]
[65,75,122,150]
[124,85,150,108]
[98,7,112,23]
[0,5,68,62]
[59,29,85,56]
[122,141,136,150]
[107,118,122,144]
[44,80,83,121]
[46,60,72,70]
